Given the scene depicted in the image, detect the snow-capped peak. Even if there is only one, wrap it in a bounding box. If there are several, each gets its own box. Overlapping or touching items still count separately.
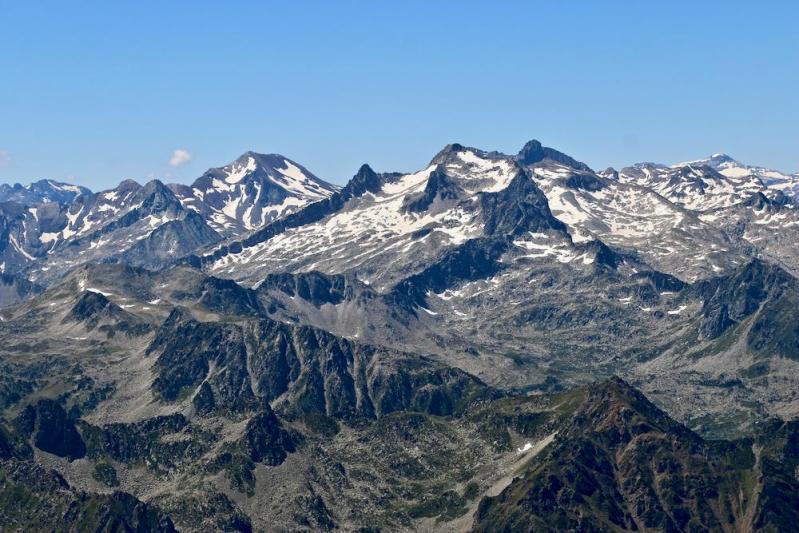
[207,151,338,200]
[177,152,339,236]
[674,154,799,200]
[429,144,519,194]
[672,153,738,169]
[0,179,91,206]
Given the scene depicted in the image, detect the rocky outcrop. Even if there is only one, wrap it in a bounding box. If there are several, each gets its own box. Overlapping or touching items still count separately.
[241,405,297,465]
[402,167,465,214]
[79,413,211,475]
[67,291,119,323]
[390,237,510,309]
[257,270,374,308]
[516,139,592,172]
[146,311,491,420]
[64,290,150,336]
[148,311,258,410]
[15,399,85,460]
[480,170,567,237]
[743,191,793,210]
[692,259,797,341]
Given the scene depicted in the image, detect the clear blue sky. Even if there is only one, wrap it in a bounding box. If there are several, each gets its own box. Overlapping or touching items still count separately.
[1,1,797,189]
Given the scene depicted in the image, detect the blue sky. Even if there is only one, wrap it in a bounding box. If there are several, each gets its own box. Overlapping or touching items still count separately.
[1,1,797,189]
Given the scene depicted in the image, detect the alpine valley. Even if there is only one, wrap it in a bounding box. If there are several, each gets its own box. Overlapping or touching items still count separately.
[1,141,799,532]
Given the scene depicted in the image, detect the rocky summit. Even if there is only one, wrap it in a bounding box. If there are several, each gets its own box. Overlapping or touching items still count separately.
[1,140,799,531]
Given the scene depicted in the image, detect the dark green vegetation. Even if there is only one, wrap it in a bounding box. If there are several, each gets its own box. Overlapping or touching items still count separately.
[0,458,175,532]
[474,378,799,532]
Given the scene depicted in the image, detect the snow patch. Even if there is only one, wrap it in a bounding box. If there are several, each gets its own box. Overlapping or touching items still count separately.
[225,157,257,184]
[517,442,533,454]
[86,287,112,297]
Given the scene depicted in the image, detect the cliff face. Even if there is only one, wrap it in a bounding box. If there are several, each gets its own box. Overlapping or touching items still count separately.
[147,310,491,419]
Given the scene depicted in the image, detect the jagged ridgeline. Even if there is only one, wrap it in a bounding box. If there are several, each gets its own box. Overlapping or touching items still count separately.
[1,140,799,531]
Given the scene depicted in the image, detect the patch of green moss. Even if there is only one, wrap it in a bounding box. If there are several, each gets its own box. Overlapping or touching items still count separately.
[462,481,480,500]
[402,489,467,521]
[92,462,119,487]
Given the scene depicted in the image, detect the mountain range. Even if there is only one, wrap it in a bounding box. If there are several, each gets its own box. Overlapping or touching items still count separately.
[1,140,798,531]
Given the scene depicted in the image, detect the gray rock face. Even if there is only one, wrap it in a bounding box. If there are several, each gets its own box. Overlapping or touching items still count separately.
[64,290,150,336]
[516,139,593,172]
[693,259,795,340]
[391,237,512,309]
[257,270,371,307]
[115,210,222,270]
[146,309,490,419]
[479,168,567,236]
[402,167,465,214]
[0,272,42,307]
[0,202,49,274]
